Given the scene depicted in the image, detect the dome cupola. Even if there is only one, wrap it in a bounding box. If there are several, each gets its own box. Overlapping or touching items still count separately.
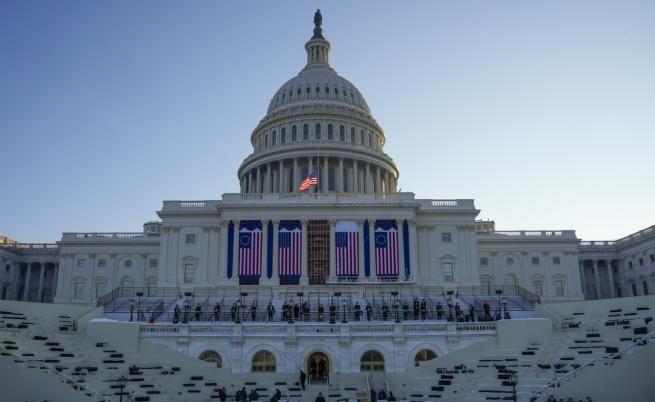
[238,10,399,195]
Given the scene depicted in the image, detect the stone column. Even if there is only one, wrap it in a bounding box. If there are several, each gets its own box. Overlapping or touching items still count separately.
[23,263,32,301]
[256,166,261,193]
[353,160,358,192]
[272,220,280,285]
[338,158,344,192]
[323,156,329,192]
[397,220,405,278]
[368,220,377,281]
[266,163,272,193]
[606,260,615,298]
[365,163,370,193]
[293,158,299,193]
[301,220,309,285]
[410,220,419,281]
[279,160,284,193]
[36,262,46,303]
[592,260,602,299]
[579,260,587,299]
[384,170,390,194]
[231,220,240,285]
[375,167,381,194]
[51,263,59,302]
[329,220,336,279]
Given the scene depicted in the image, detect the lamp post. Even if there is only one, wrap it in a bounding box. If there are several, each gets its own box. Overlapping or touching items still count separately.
[129,299,135,322]
[341,299,347,323]
[394,298,401,323]
[183,298,190,324]
[509,372,518,401]
[502,298,508,318]
[496,289,503,319]
[118,375,127,402]
[136,292,143,322]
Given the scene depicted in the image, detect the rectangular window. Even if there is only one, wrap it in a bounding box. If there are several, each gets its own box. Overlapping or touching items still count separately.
[73,282,84,299]
[77,259,87,268]
[149,259,158,268]
[632,283,638,296]
[479,257,489,266]
[651,254,655,263]
[443,262,454,282]
[629,261,633,269]
[552,256,561,265]
[532,280,543,296]
[442,232,452,243]
[531,257,540,265]
[643,281,649,295]
[185,234,196,244]
[184,263,195,283]
[639,258,644,266]
[97,259,106,268]
[554,280,564,297]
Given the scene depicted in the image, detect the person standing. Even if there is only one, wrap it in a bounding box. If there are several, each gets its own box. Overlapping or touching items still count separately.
[213,303,221,321]
[315,392,326,402]
[195,303,202,321]
[299,369,307,390]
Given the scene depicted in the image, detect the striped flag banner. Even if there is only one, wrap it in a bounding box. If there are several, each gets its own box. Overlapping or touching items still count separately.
[278,220,301,277]
[336,221,359,276]
[375,220,399,276]
[239,220,262,277]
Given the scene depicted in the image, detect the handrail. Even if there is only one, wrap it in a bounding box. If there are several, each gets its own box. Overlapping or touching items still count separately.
[529,328,655,401]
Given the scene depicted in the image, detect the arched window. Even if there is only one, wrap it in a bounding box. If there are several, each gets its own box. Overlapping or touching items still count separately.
[328,124,333,140]
[368,132,372,146]
[292,126,297,141]
[360,130,364,144]
[306,87,310,94]
[264,134,268,147]
[252,350,276,372]
[339,125,345,141]
[350,127,355,143]
[297,88,301,95]
[414,349,437,366]
[315,123,321,139]
[272,130,276,145]
[325,86,330,94]
[199,350,222,367]
[281,127,286,143]
[360,350,385,372]
[504,274,518,295]
[303,124,309,140]
[335,87,339,95]
[289,89,293,98]
[315,86,320,93]
[480,275,493,295]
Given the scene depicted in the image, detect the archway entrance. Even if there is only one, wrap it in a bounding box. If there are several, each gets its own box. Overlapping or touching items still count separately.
[307,352,329,383]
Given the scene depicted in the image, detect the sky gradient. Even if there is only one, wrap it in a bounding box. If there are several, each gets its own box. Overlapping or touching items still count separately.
[1,1,654,243]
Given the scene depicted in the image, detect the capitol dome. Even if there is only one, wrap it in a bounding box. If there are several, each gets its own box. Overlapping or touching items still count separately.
[238,10,399,195]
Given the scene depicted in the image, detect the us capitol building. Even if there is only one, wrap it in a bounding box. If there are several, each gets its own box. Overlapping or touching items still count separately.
[1,11,654,380]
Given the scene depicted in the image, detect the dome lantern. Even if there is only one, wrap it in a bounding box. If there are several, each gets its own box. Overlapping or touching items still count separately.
[304,9,331,69]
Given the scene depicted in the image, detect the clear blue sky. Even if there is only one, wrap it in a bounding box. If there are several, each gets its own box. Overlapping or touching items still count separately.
[1,1,653,243]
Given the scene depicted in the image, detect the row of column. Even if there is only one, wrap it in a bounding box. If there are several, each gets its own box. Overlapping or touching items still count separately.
[13,262,58,302]
[240,156,397,194]
[227,219,414,283]
[579,259,615,299]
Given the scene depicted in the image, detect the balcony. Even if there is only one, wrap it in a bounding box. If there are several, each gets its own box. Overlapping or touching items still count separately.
[60,232,160,242]
[477,230,578,241]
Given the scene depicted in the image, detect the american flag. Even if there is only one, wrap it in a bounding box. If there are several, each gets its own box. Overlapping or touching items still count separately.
[239,220,262,277]
[336,221,359,276]
[278,220,301,277]
[299,171,318,191]
[375,220,399,276]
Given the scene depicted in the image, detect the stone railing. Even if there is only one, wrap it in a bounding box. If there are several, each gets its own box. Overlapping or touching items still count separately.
[61,232,160,241]
[578,240,617,249]
[0,242,59,250]
[139,321,495,337]
[221,192,416,203]
[580,225,655,251]
[326,275,416,285]
[417,199,476,210]
[160,200,220,212]
[477,230,577,240]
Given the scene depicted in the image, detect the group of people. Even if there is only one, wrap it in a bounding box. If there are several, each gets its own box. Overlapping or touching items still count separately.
[545,396,593,402]
[370,388,397,401]
[169,297,513,324]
